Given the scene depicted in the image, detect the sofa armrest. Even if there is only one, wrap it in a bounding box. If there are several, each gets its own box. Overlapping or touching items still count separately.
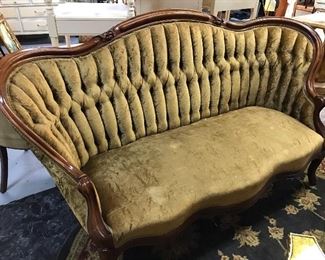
[78,176,115,249]
[32,147,115,249]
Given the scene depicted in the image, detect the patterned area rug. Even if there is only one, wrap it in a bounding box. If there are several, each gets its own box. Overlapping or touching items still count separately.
[63,170,325,260]
[0,189,79,259]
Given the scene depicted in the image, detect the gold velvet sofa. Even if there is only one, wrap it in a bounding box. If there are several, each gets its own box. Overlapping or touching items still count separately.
[0,10,325,259]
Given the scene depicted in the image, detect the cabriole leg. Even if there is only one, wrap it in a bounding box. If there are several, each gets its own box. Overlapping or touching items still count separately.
[98,248,120,260]
[307,159,322,186]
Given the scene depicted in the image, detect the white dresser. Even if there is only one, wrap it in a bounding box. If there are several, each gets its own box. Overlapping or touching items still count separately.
[0,0,60,35]
[135,0,203,14]
[315,0,325,10]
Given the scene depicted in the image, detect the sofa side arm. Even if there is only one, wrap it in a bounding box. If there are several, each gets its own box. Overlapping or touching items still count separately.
[32,147,115,249]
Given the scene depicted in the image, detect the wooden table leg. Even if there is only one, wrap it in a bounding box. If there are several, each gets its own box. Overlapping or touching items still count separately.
[0,146,8,193]
[0,46,5,57]
[65,34,72,47]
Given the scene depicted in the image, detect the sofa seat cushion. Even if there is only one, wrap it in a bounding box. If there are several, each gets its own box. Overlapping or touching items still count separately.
[82,106,323,247]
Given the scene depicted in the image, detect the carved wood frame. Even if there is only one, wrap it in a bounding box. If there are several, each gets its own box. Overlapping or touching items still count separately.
[0,9,324,259]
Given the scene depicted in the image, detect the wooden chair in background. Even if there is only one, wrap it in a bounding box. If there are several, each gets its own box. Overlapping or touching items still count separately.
[275,0,290,16]
[275,0,298,17]
[0,14,29,193]
[0,14,21,53]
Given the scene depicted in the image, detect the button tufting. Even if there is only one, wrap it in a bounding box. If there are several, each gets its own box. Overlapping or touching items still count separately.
[7,22,316,169]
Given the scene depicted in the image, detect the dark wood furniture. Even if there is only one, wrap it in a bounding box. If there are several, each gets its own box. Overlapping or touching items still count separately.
[0,146,8,193]
[301,0,315,8]
[275,0,289,16]
[0,46,5,57]
[0,44,6,194]
[0,10,324,259]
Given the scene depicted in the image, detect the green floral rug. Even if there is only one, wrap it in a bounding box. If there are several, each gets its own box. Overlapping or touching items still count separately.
[64,169,325,260]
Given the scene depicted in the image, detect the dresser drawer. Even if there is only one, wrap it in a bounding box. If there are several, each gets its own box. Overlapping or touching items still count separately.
[0,7,18,18]
[315,1,325,9]
[6,19,21,32]
[1,0,30,4]
[21,18,48,31]
[19,6,47,17]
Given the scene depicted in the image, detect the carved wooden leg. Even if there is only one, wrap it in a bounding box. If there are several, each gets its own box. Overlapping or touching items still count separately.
[307,159,322,186]
[0,146,8,193]
[90,240,120,260]
[98,249,119,260]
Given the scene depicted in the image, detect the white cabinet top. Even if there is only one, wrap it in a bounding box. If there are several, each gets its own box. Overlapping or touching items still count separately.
[54,3,129,20]
[294,12,325,29]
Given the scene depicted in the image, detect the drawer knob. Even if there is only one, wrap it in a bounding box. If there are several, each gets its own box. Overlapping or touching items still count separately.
[34,10,46,14]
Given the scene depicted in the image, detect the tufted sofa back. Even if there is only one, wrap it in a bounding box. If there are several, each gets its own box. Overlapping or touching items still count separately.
[5,21,317,168]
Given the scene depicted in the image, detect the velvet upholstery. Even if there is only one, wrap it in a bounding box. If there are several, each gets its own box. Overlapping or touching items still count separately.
[7,22,315,169]
[3,20,323,248]
[83,107,323,246]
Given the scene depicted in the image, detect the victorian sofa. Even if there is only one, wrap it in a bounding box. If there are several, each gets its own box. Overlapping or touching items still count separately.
[0,10,324,259]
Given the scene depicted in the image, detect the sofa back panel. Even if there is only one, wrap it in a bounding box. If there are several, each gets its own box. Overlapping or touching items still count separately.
[6,22,315,168]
